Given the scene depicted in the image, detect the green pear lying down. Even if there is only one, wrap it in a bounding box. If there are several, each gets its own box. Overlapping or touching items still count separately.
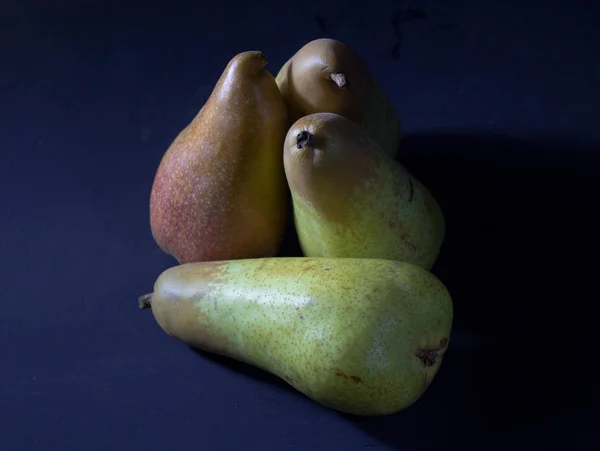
[139,257,453,416]
[284,112,446,270]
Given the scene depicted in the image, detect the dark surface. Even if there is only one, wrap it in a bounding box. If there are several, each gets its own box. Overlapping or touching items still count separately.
[2,0,599,449]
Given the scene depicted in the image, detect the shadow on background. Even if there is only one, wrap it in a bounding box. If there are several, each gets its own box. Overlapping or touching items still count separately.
[191,132,599,450]
[352,132,600,450]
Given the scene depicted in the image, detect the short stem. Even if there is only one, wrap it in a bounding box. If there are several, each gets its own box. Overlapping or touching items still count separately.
[330,73,347,89]
[138,293,153,309]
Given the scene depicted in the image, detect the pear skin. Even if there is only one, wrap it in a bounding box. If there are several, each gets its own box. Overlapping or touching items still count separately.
[283,113,445,270]
[276,38,402,158]
[139,257,453,416]
[150,51,289,264]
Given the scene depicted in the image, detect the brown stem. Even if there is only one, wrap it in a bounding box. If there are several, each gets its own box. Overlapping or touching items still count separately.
[330,73,347,89]
[138,293,153,310]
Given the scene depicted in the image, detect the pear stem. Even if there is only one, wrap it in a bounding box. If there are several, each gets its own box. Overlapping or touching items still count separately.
[138,293,153,309]
[330,73,347,89]
[296,131,314,149]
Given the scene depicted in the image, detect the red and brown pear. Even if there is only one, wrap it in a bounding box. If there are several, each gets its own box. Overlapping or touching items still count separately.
[150,51,289,264]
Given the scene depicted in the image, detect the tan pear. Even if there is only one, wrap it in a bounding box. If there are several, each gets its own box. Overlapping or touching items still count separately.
[283,113,445,270]
[139,257,453,416]
[276,38,402,158]
[150,51,288,264]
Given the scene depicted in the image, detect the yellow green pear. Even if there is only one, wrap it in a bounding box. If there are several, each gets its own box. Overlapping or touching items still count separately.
[150,51,288,264]
[139,257,453,416]
[283,113,445,270]
[276,38,402,158]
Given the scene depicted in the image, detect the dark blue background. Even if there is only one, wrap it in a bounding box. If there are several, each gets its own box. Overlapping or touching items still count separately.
[2,0,599,449]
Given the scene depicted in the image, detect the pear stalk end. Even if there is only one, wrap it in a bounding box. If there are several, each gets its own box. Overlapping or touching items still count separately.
[138,293,153,310]
[330,73,347,89]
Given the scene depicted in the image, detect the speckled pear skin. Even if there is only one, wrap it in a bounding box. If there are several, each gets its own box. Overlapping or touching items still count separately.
[150,51,289,264]
[275,38,402,158]
[284,113,445,270]
[142,257,453,416]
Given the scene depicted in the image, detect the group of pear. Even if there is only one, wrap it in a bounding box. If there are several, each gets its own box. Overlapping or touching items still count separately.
[139,38,453,416]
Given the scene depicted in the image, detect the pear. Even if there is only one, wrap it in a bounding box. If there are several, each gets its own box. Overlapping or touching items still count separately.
[276,38,402,158]
[283,113,445,270]
[150,51,288,264]
[139,257,453,416]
